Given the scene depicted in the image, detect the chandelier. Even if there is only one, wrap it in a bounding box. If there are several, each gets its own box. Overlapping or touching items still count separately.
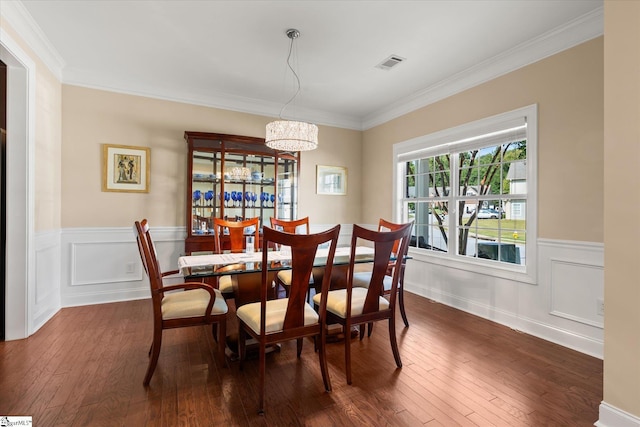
[265,29,318,152]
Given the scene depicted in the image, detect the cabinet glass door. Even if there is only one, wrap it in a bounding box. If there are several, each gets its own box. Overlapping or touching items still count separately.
[277,156,298,220]
[191,150,220,235]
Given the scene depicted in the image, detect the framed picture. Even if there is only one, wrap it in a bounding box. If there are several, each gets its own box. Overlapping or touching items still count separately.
[102,144,150,193]
[316,165,347,195]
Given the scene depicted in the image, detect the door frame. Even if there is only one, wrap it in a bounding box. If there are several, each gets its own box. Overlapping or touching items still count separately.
[0,27,36,340]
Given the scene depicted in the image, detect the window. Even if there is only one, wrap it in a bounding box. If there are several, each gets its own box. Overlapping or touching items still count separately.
[393,105,537,283]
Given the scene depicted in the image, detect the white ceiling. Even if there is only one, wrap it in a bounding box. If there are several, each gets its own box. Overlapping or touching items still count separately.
[12,0,603,130]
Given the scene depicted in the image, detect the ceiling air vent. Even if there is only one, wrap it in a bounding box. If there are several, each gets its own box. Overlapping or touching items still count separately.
[376,55,405,70]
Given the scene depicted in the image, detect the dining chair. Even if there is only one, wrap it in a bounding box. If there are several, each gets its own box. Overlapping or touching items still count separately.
[313,221,412,385]
[269,217,311,296]
[134,219,228,386]
[352,218,412,333]
[212,217,260,299]
[236,224,341,415]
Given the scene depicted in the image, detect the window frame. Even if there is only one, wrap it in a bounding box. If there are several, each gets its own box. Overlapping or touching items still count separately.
[392,104,537,284]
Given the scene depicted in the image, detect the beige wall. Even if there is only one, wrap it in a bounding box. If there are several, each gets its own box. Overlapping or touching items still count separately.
[363,37,604,244]
[61,86,362,227]
[35,66,62,231]
[604,1,640,418]
[1,16,62,232]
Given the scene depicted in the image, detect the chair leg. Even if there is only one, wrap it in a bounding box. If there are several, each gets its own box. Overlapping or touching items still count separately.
[367,322,374,337]
[389,316,402,368]
[398,285,409,327]
[258,343,266,415]
[296,337,303,358]
[143,327,163,386]
[238,324,246,371]
[359,324,365,340]
[318,329,332,392]
[216,319,226,367]
[344,323,352,385]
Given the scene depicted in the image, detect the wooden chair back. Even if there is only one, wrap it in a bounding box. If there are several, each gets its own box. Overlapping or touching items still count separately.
[377,218,413,327]
[270,217,310,234]
[347,222,413,316]
[260,224,340,333]
[378,218,411,271]
[135,219,163,296]
[378,218,404,256]
[212,217,259,253]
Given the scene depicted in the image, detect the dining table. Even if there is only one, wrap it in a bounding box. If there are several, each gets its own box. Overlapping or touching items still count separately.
[178,246,380,302]
[178,246,376,278]
[178,246,382,358]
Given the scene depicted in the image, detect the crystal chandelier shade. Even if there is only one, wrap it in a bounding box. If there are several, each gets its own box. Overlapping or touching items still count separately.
[265,120,318,151]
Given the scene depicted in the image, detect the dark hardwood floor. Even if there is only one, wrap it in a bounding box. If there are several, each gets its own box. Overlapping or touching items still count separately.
[0,292,602,426]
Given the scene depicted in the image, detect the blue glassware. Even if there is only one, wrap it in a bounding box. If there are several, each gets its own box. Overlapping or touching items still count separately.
[204,190,214,206]
[270,194,275,207]
[245,191,251,207]
[224,191,230,207]
[193,190,201,206]
[231,191,238,207]
[251,192,258,207]
[260,192,268,207]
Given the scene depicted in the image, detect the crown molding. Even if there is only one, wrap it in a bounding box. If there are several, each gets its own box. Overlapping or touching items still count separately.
[61,77,364,131]
[3,1,602,132]
[0,0,65,80]
[362,6,604,130]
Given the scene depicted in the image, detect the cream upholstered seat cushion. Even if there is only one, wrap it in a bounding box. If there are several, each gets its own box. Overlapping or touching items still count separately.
[218,275,234,294]
[351,271,393,292]
[312,287,389,318]
[276,270,314,287]
[161,288,228,320]
[236,298,319,335]
[276,270,293,286]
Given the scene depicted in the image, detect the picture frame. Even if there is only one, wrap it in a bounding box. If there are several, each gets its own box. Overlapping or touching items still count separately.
[102,144,150,193]
[316,165,347,195]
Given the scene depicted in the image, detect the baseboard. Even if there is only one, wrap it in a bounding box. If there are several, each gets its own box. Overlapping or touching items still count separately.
[62,287,150,308]
[597,402,640,427]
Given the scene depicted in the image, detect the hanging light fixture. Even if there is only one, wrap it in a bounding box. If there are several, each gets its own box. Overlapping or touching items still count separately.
[265,28,318,151]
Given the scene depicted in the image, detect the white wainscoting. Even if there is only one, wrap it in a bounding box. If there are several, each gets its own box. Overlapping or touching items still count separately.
[60,226,184,307]
[60,224,353,308]
[404,238,604,358]
[58,226,603,358]
[33,229,62,334]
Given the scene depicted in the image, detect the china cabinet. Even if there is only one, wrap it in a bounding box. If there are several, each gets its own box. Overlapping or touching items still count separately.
[184,131,300,252]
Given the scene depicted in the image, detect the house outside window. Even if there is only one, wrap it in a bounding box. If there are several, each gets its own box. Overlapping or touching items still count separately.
[393,105,537,284]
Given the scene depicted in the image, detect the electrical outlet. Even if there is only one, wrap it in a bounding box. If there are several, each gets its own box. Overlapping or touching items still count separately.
[596,298,604,316]
[126,262,136,274]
